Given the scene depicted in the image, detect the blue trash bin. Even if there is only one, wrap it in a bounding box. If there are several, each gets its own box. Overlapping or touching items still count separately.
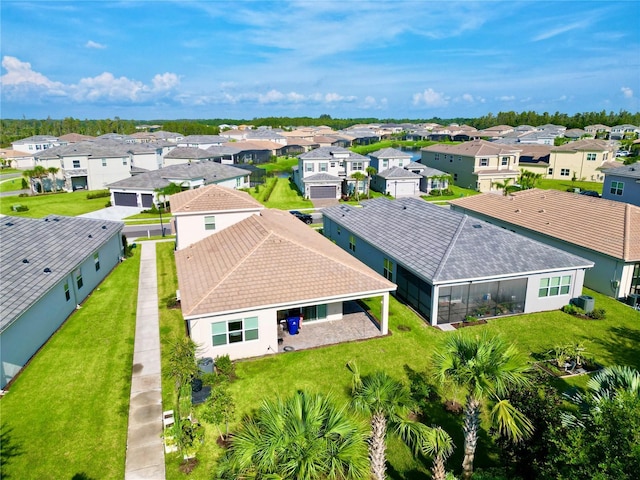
[287,316,300,335]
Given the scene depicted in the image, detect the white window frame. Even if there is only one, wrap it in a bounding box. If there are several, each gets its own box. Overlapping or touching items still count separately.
[204,216,216,231]
[538,275,571,297]
[610,181,624,196]
[211,317,259,346]
[480,158,489,167]
[560,168,570,177]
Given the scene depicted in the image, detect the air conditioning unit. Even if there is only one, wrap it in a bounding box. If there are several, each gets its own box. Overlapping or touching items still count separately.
[573,295,595,313]
[627,294,640,308]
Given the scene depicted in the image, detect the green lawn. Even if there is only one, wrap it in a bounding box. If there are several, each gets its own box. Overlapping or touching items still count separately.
[423,184,480,202]
[0,190,109,217]
[0,168,22,174]
[537,178,603,194]
[258,156,299,173]
[247,177,314,210]
[0,252,141,480]
[0,177,25,193]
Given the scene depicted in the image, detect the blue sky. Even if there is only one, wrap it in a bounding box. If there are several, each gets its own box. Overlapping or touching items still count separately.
[1,0,639,120]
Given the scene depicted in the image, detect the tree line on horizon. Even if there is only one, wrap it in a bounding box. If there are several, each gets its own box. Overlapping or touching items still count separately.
[1,110,639,148]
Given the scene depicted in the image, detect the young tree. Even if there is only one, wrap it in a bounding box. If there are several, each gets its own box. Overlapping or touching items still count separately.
[492,178,516,196]
[167,336,198,420]
[217,391,369,480]
[350,172,366,201]
[421,426,455,480]
[47,166,59,192]
[22,169,36,194]
[433,332,533,480]
[365,166,377,199]
[350,369,436,480]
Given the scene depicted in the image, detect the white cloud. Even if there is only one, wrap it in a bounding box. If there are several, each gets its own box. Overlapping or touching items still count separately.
[85,40,106,49]
[412,88,449,107]
[152,73,180,91]
[621,86,633,98]
[499,95,516,101]
[1,56,180,104]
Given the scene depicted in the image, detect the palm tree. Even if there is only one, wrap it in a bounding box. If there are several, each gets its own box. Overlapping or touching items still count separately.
[32,165,48,193]
[421,426,455,480]
[350,369,431,480]
[350,171,366,201]
[47,166,59,192]
[433,332,533,480]
[22,169,36,194]
[365,166,377,199]
[518,170,543,190]
[587,365,640,401]
[217,390,369,480]
[492,177,515,196]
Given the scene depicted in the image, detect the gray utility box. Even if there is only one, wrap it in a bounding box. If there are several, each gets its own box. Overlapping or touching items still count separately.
[573,295,595,313]
[627,294,640,308]
[197,357,214,374]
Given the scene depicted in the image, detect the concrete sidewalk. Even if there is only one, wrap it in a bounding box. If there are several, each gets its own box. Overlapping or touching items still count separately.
[125,242,166,479]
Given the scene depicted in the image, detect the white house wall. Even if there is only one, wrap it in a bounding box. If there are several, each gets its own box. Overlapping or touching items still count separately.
[175,210,261,250]
[522,269,586,313]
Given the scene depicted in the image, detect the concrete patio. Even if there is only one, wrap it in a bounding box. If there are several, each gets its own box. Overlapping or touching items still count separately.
[277,301,383,352]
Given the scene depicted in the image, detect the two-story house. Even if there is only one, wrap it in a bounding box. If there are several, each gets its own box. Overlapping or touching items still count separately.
[547,139,614,182]
[11,135,65,154]
[421,139,521,192]
[293,146,370,200]
[367,147,412,171]
[601,164,640,207]
[610,124,640,140]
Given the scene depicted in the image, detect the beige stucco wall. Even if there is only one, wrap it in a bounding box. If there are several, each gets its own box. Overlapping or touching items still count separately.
[547,150,610,182]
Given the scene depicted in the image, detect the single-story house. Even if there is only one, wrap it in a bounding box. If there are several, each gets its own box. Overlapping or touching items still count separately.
[175,208,395,361]
[450,189,640,299]
[403,163,450,194]
[0,215,124,389]
[107,162,250,208]
[171,184,265,250]
[322,197,593,326]
[371,167,422,197]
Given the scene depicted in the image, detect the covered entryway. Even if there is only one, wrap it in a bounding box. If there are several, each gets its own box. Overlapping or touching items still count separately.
[113,192,138,207]
[309,185,336,199]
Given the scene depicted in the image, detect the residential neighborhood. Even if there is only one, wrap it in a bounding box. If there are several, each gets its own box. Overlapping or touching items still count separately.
[1,115,640,480]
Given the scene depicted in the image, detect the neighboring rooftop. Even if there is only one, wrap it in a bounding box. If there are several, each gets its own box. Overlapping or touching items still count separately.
[601,163,640,179]
[450,189,640,261]
[0,215,123,331]
[422,139,522,156]
[368,147,412,158]
[107,162,248,190]
[170,184,264,213]
[175,209,395,316]
[322,197,592,283]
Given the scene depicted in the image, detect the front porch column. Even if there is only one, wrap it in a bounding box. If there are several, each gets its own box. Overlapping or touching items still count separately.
[380,292,389,335]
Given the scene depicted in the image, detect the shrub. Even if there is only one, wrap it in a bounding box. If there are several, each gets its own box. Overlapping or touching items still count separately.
[104,201,112,207]
[86,189,111,199]
[11,204,29,212]
[562,304,585,316]
[18,193,30,197]
[214,354,235,381]
[587,307,606,320]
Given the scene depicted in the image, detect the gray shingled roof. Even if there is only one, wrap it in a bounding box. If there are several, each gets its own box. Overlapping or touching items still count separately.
[368,147,412,159]
[164,147,214,159]
[298,146,368,161]
[322,197,592,284]
[107,161,248,189]
[376,167,421,179]
[304,173,342,183]
[602,164,640,179]
[0,215,123,331]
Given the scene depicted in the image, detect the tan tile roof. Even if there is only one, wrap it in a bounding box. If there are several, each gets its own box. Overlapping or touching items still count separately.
[175,209,396,317]
[551,139,612,152]
[450,189,640,261]
[422,139,522,156]
[170,184,263,214]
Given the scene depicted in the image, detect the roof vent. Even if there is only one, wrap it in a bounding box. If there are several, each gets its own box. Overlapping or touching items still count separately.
[5,222,14,227]
[473,224,482,228]
[43,267,52,274]
[88,234,93,238]
[102,225,107,229]
[515,209,521,213]
[22,258,29,263]
[44,218,49,222]
[539,209,545,213]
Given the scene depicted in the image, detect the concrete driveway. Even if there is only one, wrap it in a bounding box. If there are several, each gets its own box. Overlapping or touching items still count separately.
[79,205,144,221]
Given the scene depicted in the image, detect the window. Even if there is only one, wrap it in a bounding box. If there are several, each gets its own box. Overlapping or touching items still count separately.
[94,252,100,271]
[76,269,83,289]
[211,317,258,346]
[349,234,356,252]
[319,162,328,172]
[453,173,458,181]
[434,153,440,161]
[548,168,553,175]
[302,304,327,322]
[204,216,216,230]
[480,158,489,167]
[352,161,363,171]
[398,160,404,167]
[73,160,80,169]
[449,155,453,163]
[236,178,241,187]
[538,275,571,297]
[123,158,128,165]
[305,162,314,172]
[586,153,597,161]
[382,160,388,169]
[330,162,336,168]
[383,258,393,282]
[501,157,509,166]
[64,282,70,301]
[610,181,624,196]
[560,168,570,177]
[101,158,107,167]
[457,156,461,162]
